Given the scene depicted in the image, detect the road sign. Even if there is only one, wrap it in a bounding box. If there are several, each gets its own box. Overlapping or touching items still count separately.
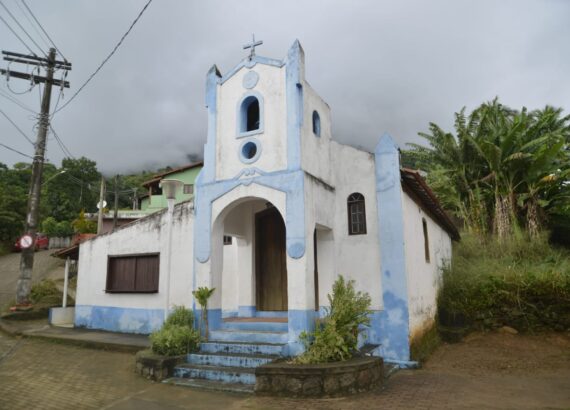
[19,234,33,249]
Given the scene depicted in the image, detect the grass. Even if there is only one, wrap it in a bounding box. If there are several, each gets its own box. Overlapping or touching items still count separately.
[438,233,570,332]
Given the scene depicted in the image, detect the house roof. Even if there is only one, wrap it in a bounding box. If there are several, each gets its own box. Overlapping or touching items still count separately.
[400,168,460,241]
[51,233,97,260]
[142,162,203,188]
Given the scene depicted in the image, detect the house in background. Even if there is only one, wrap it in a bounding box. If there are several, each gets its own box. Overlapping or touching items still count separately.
[140,163,203,212]
[85,163,203,234]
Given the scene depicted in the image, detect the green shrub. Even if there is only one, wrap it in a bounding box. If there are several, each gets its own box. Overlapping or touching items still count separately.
[164,305,194,328]
[41,217,74,237]
[295,276,372,364]
[150,325,200,356]
[30,279,64,306]
[438,233,570,332]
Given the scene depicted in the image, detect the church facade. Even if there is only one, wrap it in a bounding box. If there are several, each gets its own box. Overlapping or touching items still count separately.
[74,40,459,365]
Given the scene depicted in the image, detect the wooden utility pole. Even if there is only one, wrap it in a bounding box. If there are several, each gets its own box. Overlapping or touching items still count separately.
[97,177,106,235]
[8,48,71,305]
[112,175,119,230]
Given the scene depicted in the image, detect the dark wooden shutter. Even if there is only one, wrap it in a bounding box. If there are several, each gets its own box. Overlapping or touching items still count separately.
[134,255,160,292]
[107,257,136,292]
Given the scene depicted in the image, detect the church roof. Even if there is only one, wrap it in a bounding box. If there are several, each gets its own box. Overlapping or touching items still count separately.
[400,168,461,241]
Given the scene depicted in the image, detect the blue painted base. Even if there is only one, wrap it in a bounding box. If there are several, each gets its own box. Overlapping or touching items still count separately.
[287,309,316,356]
[195,308,222,337]
[255,310,288,318]
[74,305,164,334]
[238,305,256,317]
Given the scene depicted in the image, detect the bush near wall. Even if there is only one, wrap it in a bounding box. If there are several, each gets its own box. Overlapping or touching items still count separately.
[149,306,200,356]
[438,234,570,333]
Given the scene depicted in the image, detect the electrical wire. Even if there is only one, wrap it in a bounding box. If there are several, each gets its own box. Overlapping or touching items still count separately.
[0,141,33,158]
[53,0,153,114]
[0,88,36,112]
[0,107,34,145]
[0,12,36,56]
[12,0,50,50]
[21,0,67,61]
[0,0,47,57]
[49,125,74,158]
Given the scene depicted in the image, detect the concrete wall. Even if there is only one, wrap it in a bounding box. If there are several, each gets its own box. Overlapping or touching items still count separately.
[75,201,195,333]
[402,193,452,340]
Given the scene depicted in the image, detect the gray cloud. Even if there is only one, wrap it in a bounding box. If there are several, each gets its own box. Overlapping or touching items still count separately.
[1,0,569,174]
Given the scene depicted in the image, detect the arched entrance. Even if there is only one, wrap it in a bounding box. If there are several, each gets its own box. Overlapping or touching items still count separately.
[212,196,288,316]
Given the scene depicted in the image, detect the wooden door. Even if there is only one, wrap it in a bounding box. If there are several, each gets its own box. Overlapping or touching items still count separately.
[256,207,288,311]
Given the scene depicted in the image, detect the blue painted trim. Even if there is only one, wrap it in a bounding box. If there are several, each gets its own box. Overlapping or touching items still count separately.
[287,309,316,356]
[202,65,221,184]
[194,169,306,263]
[236,90,264,138]
[374,133,411,362]
[195,308,223,337]
[222,309,238,318]
[238,305,256,317]
[221,55,284,84]
[238,138,262,164]
[285,40,304,172]
[74,305,164,334]
[255,310,288,318]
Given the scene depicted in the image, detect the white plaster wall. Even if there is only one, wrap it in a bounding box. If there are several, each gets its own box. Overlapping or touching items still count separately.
[221,239,239,315]
[301,83,333,186]
[402,193,453,338]
[75,202,195,311]
[216,64,287,180]
[329,142,383,310]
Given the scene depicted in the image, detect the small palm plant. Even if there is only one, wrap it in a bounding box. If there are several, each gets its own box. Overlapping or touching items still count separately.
[192,287,215,340]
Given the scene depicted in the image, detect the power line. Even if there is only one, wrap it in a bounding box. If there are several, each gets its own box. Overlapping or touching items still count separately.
[0,88,36,112]
[0,13,36,56]
[0,0,46,57]
[0,107,34,144]
[49,125,74,158]
[21,0,67,61]
[0,141,32,158]
[53,0,153,114]
[12,0,50,50]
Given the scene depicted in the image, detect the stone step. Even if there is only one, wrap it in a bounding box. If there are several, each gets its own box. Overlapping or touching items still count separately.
[163,377,254,394]
[200,340,287,356]
[220,320,288,332]
[209,329,288,344]
[174,363,256,385]
[187,352,277,368]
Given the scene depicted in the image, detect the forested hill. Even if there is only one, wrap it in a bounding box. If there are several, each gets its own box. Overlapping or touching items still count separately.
[0,157,177,248]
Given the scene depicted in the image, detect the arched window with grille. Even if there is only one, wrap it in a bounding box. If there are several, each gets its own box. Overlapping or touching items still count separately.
[312,110,321,137]
[347,193,367,235]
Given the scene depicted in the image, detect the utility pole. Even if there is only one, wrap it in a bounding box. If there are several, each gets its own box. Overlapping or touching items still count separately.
[97,177,106,235]
[4,48,72,306]
[112,175,119,230]
[132,188,138,210]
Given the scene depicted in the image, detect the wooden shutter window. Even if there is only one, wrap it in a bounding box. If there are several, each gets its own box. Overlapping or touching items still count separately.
[183,184,194,194]
[106,254,159,293]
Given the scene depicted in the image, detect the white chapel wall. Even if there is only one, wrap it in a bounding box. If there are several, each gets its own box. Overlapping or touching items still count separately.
[75,202,195,331]
[402,192,452,339]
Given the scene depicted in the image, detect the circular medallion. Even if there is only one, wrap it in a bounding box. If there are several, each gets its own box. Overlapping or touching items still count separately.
[242,70,259,89]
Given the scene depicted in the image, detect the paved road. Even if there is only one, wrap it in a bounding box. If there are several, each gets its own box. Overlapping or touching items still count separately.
[0,330,568,409]
[0,250,64,308]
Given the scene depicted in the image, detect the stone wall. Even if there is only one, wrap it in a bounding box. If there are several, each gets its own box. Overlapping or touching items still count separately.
[255,356,383,397]
[135,350,186,382]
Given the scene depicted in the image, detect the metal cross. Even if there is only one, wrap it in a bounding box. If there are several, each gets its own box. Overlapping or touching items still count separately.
[243,34,263,59]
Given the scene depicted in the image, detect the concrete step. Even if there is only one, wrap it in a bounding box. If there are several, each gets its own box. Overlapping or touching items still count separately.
[174,363,256,385]
[220,320,288,332]
[209,329,288,344]
[163,377,254,394]
[187,352,277,368]
[200,340,287,356]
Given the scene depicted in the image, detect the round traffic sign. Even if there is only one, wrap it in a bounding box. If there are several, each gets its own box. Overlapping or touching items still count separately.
[19,234,33,249]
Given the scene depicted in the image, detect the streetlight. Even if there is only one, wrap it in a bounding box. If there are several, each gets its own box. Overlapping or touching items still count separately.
[159,178,184,321]
[41,169,66,186]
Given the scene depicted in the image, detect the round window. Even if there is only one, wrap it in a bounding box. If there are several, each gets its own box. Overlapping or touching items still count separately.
[242,141,257,159]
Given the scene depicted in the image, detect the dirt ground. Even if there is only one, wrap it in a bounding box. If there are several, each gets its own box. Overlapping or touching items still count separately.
[0,329,568,409]
[0,250,65,309]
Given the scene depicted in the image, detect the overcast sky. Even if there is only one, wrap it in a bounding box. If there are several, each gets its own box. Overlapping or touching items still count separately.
[1,0,569,175]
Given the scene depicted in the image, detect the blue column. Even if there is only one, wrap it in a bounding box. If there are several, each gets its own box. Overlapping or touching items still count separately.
[374,134,412,365]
